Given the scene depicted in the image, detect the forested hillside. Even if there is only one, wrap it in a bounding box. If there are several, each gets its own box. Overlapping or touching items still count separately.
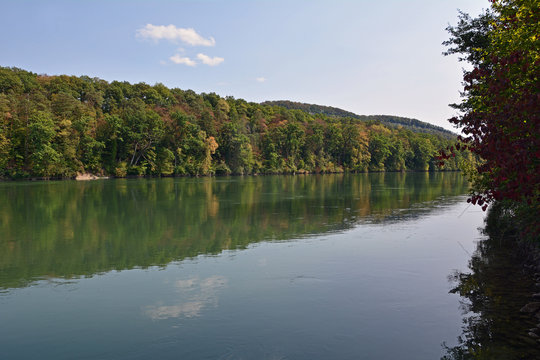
[0,67,469,179]
[262,100,455,138]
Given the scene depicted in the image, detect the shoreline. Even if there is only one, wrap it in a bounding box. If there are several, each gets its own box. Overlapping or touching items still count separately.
[0,169,462,182]
[443,201,540,357]
[485,201,540,341]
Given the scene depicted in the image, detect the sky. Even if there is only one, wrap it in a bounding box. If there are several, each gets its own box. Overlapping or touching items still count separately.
[1,0,488,131]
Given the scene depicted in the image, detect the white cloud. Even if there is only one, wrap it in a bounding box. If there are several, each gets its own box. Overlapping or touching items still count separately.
[137,24,215,46]
[170,54,196,66]
[197,53,224,66]
[256,77,266,83]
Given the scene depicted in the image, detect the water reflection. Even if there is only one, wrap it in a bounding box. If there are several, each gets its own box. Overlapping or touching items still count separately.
[0,172,468,290]
[145,276,228,320]
[442,229,540,359]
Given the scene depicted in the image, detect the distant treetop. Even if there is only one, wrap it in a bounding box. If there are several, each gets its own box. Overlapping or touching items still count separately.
[261,100,455,139]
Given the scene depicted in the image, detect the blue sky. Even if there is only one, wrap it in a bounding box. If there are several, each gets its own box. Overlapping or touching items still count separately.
[1,0,487,130]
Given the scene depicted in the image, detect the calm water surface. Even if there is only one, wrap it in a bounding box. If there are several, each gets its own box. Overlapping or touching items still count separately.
[0,173,485,359]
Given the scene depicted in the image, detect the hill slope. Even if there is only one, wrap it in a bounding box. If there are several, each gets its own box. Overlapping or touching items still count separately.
[0,66,468,178]
[262,100,455,139]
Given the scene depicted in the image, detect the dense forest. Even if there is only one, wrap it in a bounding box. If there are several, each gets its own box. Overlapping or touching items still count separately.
[0,67,468,179]
[262,100,455,138]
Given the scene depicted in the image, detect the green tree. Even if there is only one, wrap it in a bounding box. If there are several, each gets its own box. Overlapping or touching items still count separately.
[369,132,391,171]
[28,111,61,177]
[123,100,165,172]
[385,138,407,172]
[219,122,253,174]
[409,136,435,171]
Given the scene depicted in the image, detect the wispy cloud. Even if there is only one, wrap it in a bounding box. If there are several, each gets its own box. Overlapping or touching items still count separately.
[170,54,196,66]
[137,24,215,46]
[197,53,224,66]
[256,77,266,83]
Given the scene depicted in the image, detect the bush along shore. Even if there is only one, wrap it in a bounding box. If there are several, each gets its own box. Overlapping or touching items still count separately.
[0,67,470,180]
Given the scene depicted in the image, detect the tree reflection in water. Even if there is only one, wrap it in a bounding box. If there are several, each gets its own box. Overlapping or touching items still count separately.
[442,217,540,360]
[0,172,468,290]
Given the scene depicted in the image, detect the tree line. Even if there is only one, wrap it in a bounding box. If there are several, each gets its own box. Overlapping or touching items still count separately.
[0,67,468,179]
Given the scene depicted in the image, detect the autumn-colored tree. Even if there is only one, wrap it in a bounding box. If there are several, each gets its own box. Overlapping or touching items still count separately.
[440,0,539,215]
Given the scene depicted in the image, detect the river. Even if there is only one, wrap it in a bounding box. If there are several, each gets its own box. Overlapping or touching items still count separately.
[0,173,486,359]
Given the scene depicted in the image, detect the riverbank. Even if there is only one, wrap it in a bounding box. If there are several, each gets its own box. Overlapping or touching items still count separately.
[443,201,540,359]
[486,201,540,342]
[0,169,462,182]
